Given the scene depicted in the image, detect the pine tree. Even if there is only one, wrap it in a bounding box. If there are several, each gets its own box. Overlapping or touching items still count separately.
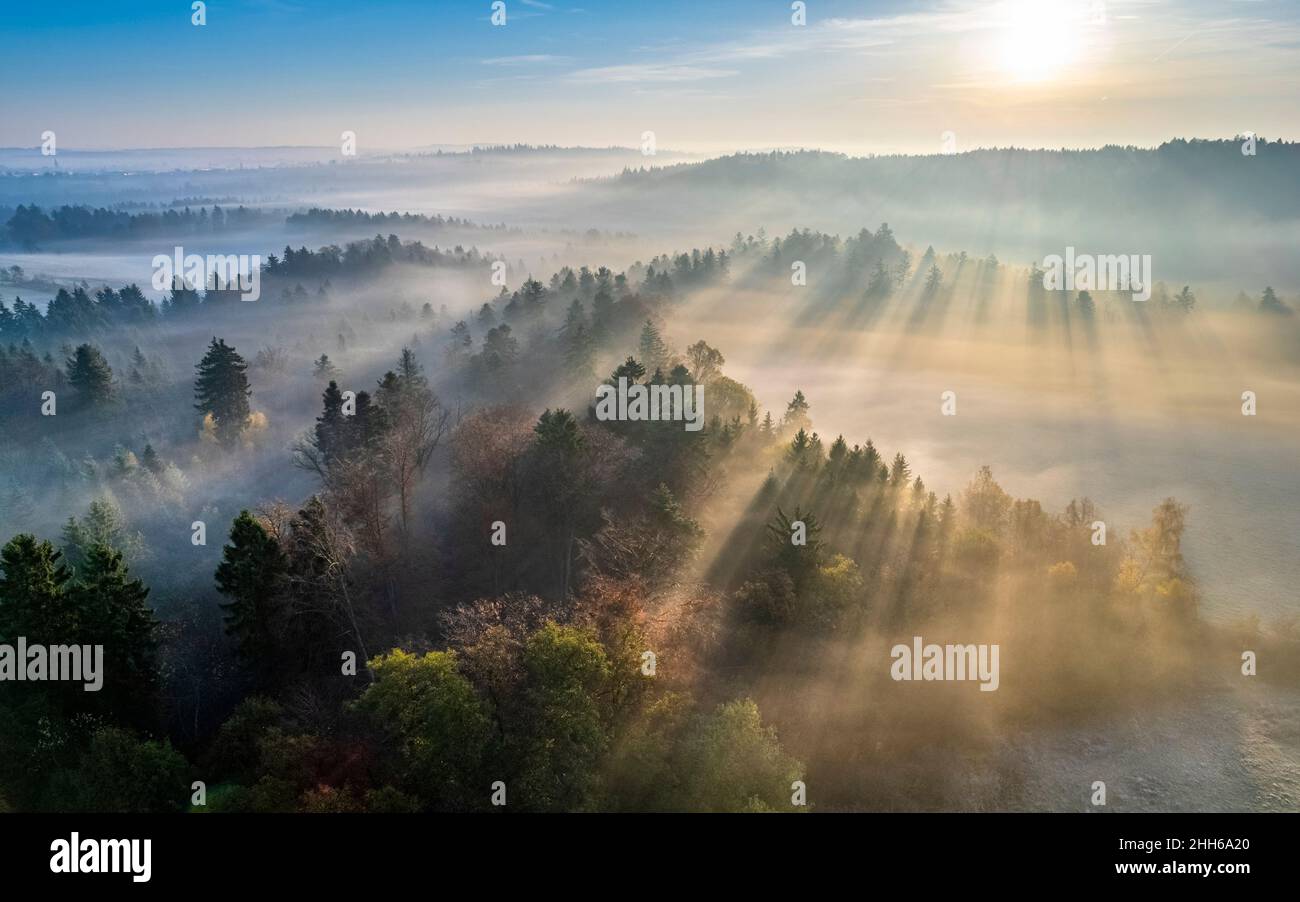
[939,494,957,531]
[890,452,911,486]
[828,435,848,467]
[396,347,425,390]
[480,324,518,371]
[215,511,288,675]
[447,322,472,361]
[141,443,162,474]
[65,343,114,404]
[610,356,646,383]
[867,261,892,298]
[349,390,386,455]
[130,346,150,384]
[1260,286,1292,315]
[163,282,202,316]
[808,432,824,462]
[591,287,614,342]
[71,544,159,717]
[787,428,813,467]
[564,322,595,379]
[764,507,824,589]
[0,535,72,642]
[534,408,584,453]
[313,353,339,379]
[0,536,158,727]
[560,298,587,339]
[924,264,943,294]
[895,250,912,286]
[638,320,668,370]
[61,498,142,570]
[521,278,547,318]
[861,439,881,473]
[312,381,346,470]
[194,338,251,449]
[784,390,811,432]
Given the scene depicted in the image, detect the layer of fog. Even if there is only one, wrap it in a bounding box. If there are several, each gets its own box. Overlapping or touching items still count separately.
[669,274,1300,623]
[3,146,1298,812]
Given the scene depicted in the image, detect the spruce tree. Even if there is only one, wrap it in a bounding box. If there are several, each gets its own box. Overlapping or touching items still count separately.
[1,536,157,726]
[924,264,943,294]
[564,322,595,379]
[560,298,587,339]
[0,535,72,643]
[591,287,614,341]
[65,343,114,404]
[314,380,346,467]
[71,544,159,719]
[396,347,426,391]
[784,390,811,431]
[194,338,251,448]
[61,498,139,570]
[890,452,912,486]
[313,353,339,379]
[129,346,150,385]
[638,320,668,370]
[215,511,288,677]
[611,356,646,383]
[867,261,892,298]
[1260,286,1292,315]
[141,443,162,474]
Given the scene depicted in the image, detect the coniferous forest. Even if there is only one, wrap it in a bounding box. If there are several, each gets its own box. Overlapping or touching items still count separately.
[2,3,1299,842]
[3,217,1297,814]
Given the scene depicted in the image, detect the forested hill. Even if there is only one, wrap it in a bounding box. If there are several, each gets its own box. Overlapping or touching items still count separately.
[613,140,1300,220]
[590,140,1300,286]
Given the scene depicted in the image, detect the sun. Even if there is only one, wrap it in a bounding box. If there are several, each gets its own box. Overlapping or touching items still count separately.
[995,0,1084,83]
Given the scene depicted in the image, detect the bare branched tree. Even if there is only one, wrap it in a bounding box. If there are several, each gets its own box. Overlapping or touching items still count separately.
[382,383,449,537]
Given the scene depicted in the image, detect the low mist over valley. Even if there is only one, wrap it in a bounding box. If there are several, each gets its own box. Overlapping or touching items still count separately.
[1,0,1298,821]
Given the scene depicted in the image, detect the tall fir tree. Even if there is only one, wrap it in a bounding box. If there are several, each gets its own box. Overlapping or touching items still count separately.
[638,320,669,371]
[313,380,346,468]
[194,338,251,448]
[141,443,162,474]
[70,544,160,724]
[0,535,72,643]
[564,323,596,379]
[65,344,114,404]
[215,511,289,683]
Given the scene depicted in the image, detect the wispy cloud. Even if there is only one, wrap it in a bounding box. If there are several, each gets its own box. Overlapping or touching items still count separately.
[481,54,571,66]
[566,64,738,84]
[560,12,922,87]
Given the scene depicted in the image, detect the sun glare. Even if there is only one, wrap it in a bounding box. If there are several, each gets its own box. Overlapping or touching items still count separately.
[996,0,1084,83]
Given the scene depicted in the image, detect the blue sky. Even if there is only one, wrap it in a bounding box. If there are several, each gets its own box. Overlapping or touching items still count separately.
[1,0,1297,153]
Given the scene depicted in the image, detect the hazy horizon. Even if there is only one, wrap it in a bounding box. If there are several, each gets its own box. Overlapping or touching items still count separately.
[3,0,1298,154]
[4,135,1297,156]
[1,0,1298,832]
